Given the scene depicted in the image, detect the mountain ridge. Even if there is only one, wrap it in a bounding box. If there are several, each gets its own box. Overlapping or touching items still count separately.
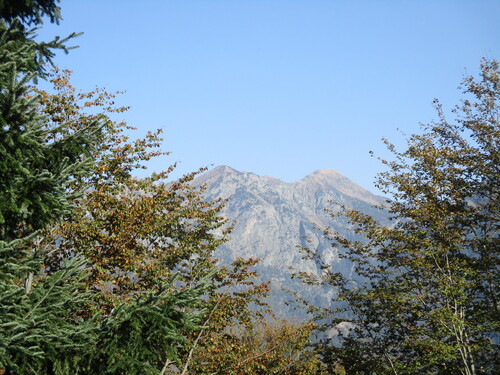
[198,165,384,205]
[192,165,389,318]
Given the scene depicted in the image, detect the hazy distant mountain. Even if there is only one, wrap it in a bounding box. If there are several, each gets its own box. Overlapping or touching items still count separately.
[193,166,389,318]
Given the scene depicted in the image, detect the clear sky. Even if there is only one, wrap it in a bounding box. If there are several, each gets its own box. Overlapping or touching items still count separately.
[37,0,499,193]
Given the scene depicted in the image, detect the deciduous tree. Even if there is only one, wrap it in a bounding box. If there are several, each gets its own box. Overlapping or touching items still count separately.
[301,60,499,375]
[0,5,228,373]
[36,71,288,374]
[187,318,326,375]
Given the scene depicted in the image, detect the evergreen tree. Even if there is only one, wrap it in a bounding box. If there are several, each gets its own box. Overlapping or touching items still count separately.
[0,4,102,373]
[0,4,213,373]
[0,0,62,26]
[0,22,91,242]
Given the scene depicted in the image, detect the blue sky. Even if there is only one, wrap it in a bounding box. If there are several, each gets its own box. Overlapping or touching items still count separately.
[37,1,499,193]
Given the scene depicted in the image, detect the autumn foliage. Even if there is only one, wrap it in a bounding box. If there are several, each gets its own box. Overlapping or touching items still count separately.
[299,60,499,375]
[30,71,320,374]
[38,72,229,313]
[2,1,497,373]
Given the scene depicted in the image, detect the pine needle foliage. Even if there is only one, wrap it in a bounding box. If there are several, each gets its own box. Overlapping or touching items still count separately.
[0,5,103,373]
[84,277,210,375]
[0,0,62,26]
[0,251,97,374]
[0,19,96,242]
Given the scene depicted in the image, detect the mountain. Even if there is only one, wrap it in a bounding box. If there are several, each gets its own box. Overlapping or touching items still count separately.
[193,166,388,318]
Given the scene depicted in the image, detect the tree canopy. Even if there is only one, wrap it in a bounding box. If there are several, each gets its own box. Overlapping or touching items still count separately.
[0,5,229,373]
[301,59,499,375]
[0,0,61,25]
[2,1,497,374]
[0,5,319,372]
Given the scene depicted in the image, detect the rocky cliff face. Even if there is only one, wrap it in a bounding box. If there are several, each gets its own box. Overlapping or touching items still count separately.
[193,166,388,318]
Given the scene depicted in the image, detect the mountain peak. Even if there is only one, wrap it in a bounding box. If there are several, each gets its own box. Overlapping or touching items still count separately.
[208,165,240,175]
[309,168,343,179]
[192,165,389,318]
[313,168,340,174]
[303,168,349,184]
[194,166,383,205]
[300,168,382,205]
[193,165,240,185]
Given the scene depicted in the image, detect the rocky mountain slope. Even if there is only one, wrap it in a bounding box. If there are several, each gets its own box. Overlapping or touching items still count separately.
[193,166,389,318]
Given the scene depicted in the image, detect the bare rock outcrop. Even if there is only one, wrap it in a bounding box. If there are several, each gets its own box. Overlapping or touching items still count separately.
[193,166,388,318]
